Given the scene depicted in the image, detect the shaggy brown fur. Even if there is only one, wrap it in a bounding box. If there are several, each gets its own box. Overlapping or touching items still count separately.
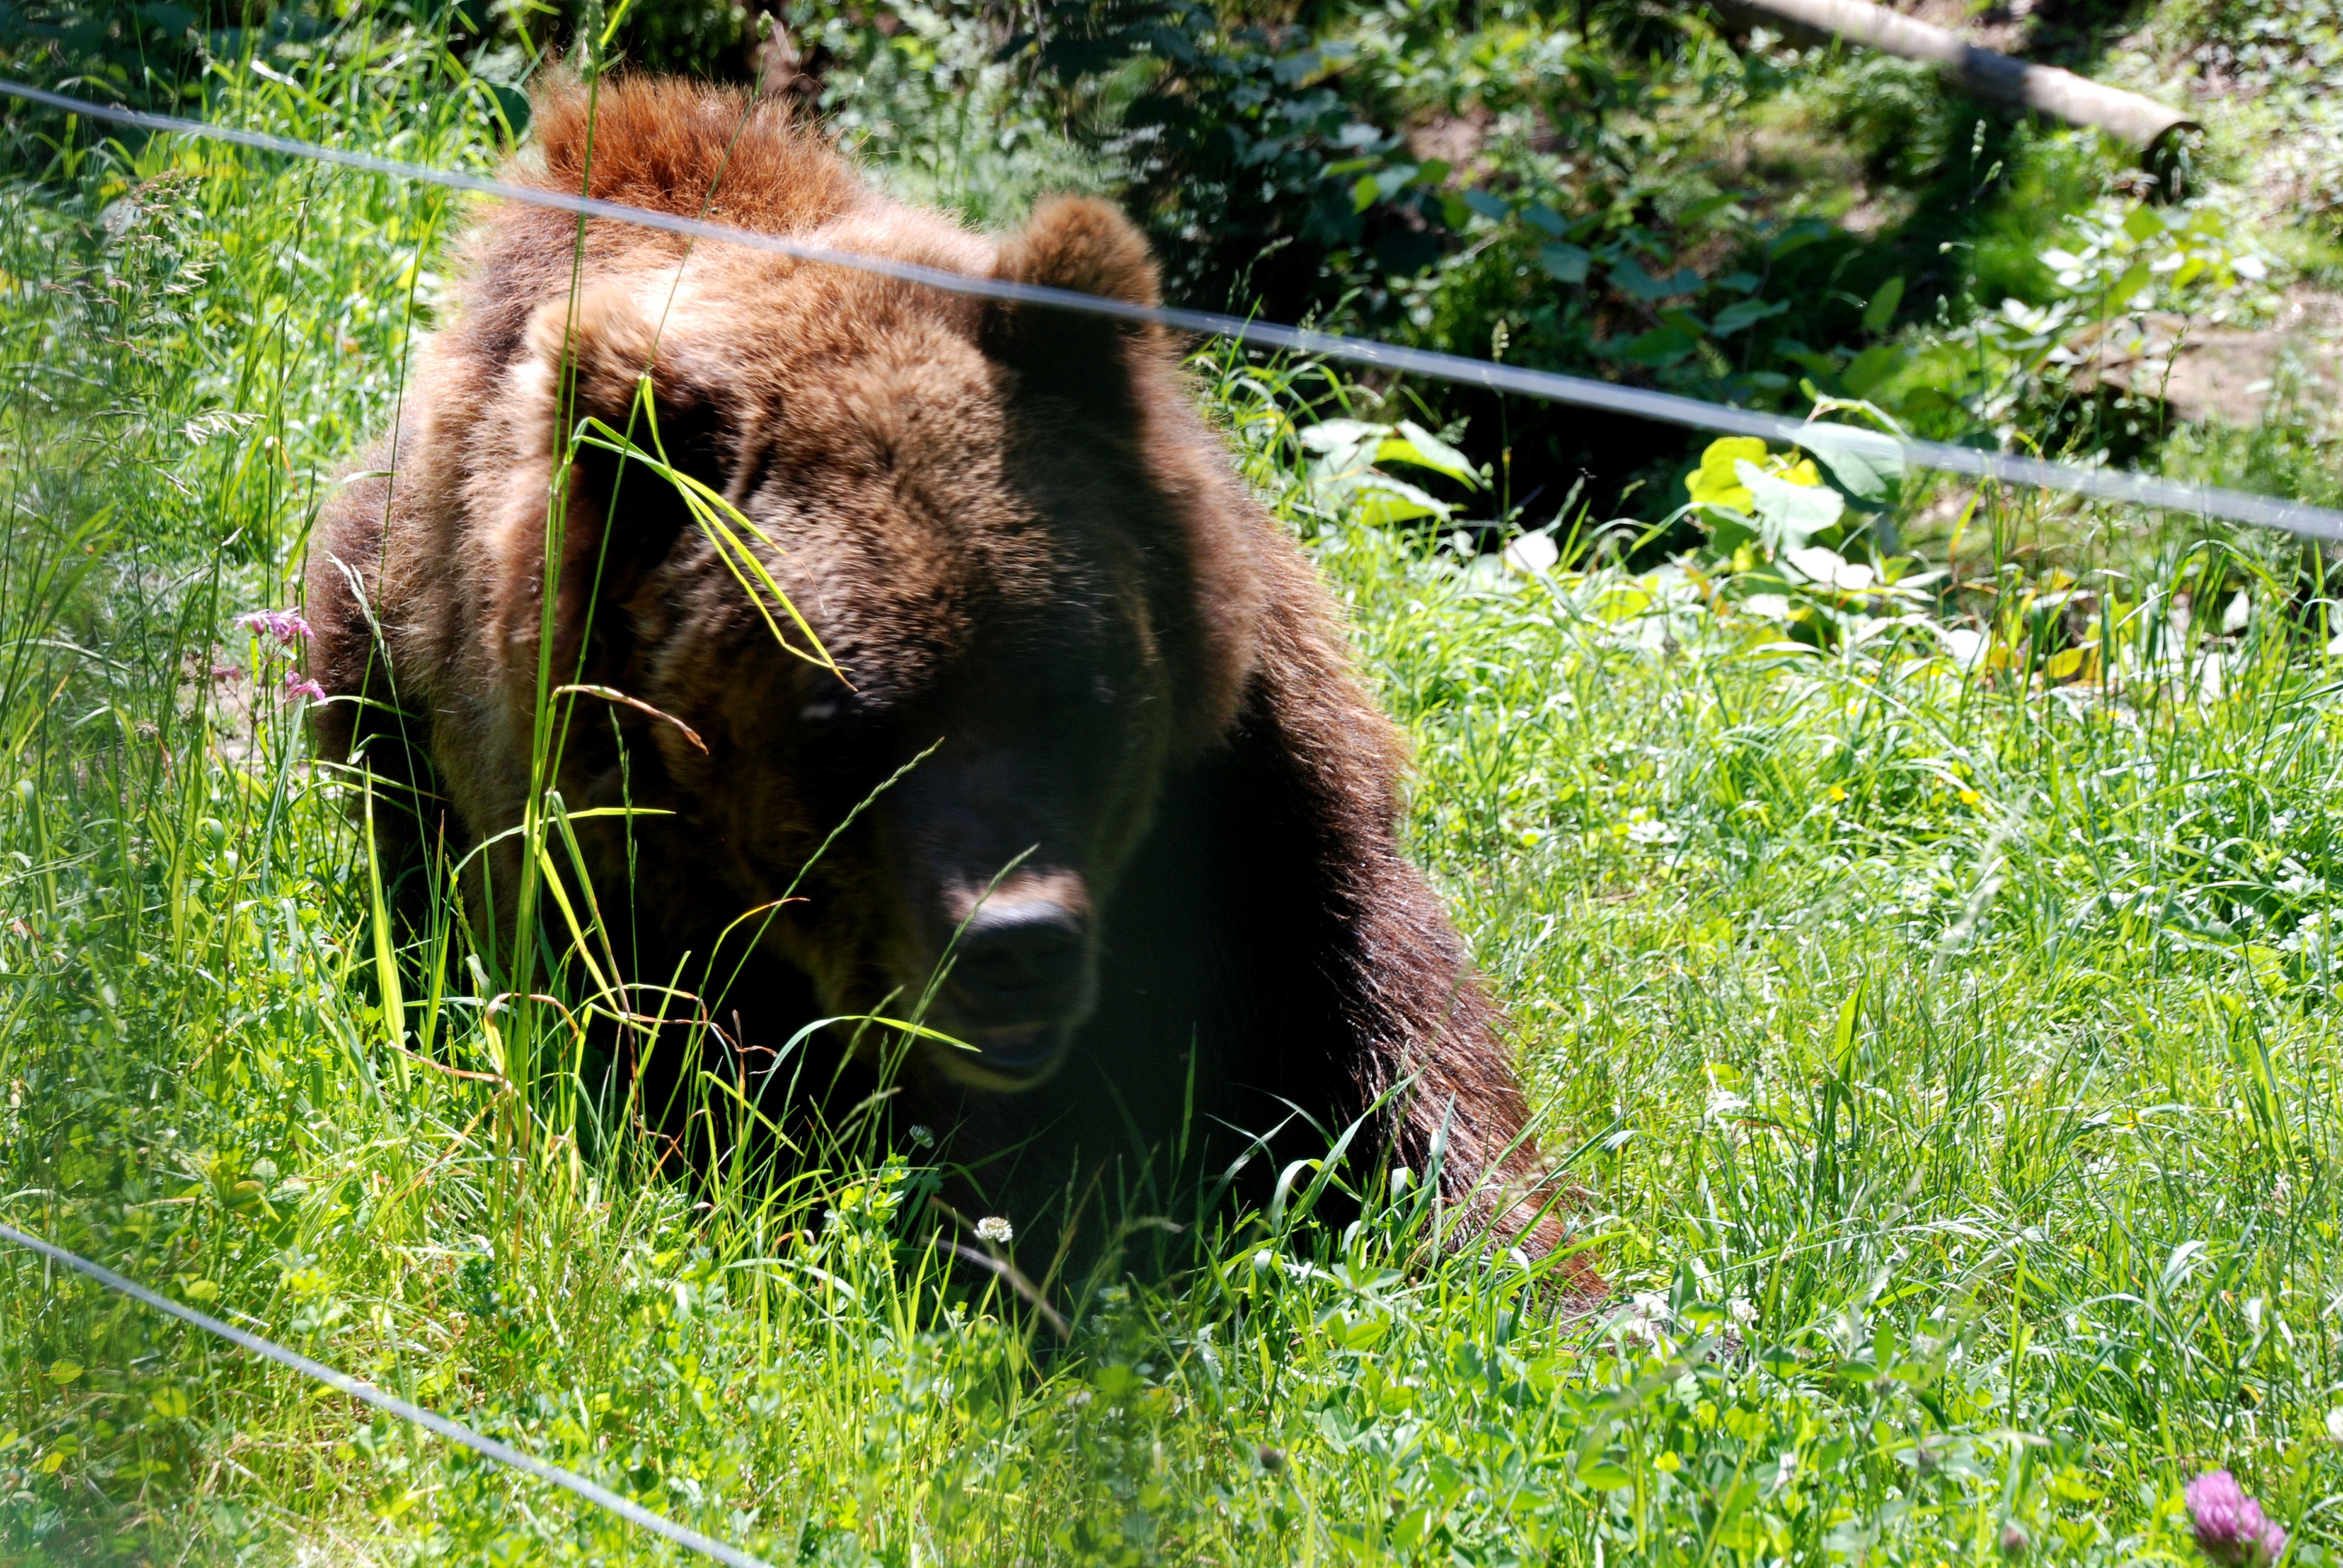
[307,74,1570,1264]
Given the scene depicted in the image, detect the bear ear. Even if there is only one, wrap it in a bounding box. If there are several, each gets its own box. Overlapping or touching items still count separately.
[984,196,1161,402]
[994,195,1160,309]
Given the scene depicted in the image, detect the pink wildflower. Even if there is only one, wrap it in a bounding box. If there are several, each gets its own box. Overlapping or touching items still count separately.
[2187,1471,2287,1567]
[237,609,315,649]
[280,671,327,702]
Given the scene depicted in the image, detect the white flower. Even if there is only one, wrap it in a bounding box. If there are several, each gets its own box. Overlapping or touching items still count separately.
[907,1124,935,1148]
[1502,533,1560,575]
[1614,1291,1674,1350]
[2325,1408,2343,1444]
[975,1215,1014,1245]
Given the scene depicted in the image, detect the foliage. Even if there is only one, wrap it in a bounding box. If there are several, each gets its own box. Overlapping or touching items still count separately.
[7,4,2343,1567]
[993,0,2328,518]
[1891,194,2282,447]
[0,1,332,112]
[788,0,1117,226]
[2184,0,2343,238]
[1300,416,1486,524]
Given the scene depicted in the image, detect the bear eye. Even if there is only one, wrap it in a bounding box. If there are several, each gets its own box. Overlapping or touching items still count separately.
[791,685,882,754]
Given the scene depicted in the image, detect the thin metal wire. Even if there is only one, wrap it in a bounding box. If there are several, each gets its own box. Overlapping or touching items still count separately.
[5,77,2342,541]
[0,1220,778,1568]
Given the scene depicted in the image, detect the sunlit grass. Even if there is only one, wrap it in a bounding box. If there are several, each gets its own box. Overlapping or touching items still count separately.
[4,16,2343,1568]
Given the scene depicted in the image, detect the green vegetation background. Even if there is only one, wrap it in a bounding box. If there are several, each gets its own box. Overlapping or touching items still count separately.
[5,0,2343,1564]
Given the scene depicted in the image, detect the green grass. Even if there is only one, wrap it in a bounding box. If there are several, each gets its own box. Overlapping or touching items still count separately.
[8,15,2343,1568]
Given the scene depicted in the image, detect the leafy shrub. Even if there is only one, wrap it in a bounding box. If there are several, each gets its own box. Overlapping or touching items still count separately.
[788,0,1115,224]
[1018,0,1457,316]
[1895,192,2282,451]
[0,1,339,113]
[1003,0,2074,517]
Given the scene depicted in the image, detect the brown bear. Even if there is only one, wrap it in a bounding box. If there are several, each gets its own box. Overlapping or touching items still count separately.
[306,74,1563,1260]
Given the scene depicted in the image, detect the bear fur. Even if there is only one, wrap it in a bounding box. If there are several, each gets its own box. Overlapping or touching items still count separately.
[306,74,1564,1257]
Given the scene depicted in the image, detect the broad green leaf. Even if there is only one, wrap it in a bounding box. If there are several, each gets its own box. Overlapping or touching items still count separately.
[1738,459,1844,547]
[1349,473,1453,526]
[1617,323,1700,367]
[1611,256,1700,300]
[1799,423,1904,500]
[2123,203,2166,242]
[1711,296,1788,336]
[1769,219,1829,258]
[1297,418,1389,453]
[1680,191,1747,224]
[1090,1362,1142,1398]
[1841,343,1904,396]
[1687,436,1769,511]
[1378,420,1481,487]
[1579,1460,1636,1490]
[1784,544,1873,590]
[1521,202,1567,238]
[1863,274,1905,332]
[1539,242,1591,284]
[1463,188,1510,221]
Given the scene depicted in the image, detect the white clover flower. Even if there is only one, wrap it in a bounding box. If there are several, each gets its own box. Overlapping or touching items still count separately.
[975,1215,1014,1245]
[1615,1291,1673,1350]
[907,1124,935,1148]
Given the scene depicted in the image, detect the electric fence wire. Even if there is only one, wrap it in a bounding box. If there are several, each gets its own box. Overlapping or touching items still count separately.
[7,76,2343,541]
[0,1220,780,1568]
[0,60,2328,1568]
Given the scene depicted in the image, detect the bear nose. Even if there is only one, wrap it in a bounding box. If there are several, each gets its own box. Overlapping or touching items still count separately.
[948,900,1089,1019]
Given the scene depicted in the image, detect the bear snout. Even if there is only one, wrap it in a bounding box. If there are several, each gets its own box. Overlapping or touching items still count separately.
[951,890,1087,1003]
[925,882,1096,1085]
[952,899,1088,1013]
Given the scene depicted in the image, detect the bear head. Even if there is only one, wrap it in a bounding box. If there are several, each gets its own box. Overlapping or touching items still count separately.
[521,195,1269,1091]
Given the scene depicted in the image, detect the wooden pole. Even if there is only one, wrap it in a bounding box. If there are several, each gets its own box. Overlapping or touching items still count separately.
[1718,0,2197,153]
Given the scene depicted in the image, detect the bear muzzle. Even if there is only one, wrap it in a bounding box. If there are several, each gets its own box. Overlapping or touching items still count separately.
[926,882,1097,1087]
